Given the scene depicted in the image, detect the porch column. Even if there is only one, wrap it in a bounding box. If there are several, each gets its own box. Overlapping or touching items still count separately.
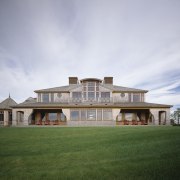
[4,110,9,126]
[23,109,33,125]
[165,109,170,125]
[112,109,120,121]
[150,109,159,125]
[62,109,70,121]
[12,109,17,126]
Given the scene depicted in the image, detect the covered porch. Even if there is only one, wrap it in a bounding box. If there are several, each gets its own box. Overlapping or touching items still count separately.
[116,109,154,125]
[31,109,67,125]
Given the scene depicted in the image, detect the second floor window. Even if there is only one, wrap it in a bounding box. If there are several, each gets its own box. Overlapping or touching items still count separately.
[133,93,140,102]
[83,81,99,100]
[101,92,110,98]
[42,93,49,103]
[72,92,82,99]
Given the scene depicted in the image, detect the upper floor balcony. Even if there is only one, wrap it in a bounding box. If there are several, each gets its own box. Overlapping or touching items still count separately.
[42,97,141,103]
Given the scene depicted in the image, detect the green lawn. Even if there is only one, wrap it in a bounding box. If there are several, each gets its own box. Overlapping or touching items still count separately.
[0,126,180,180]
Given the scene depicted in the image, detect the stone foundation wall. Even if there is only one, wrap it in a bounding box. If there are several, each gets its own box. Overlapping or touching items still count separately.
[67,120,116,126]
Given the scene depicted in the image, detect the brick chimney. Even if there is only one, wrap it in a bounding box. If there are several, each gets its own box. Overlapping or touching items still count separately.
[69,77,78,85]
[104,77,113,84]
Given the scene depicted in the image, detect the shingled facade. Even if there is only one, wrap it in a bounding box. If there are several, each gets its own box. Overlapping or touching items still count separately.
[10,77,172,126]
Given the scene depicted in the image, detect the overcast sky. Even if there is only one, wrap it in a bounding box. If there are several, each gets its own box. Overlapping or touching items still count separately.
[0,0,180,110]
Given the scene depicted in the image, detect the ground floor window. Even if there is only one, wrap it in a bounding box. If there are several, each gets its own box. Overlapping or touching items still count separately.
[103,109,112,120]
[0,111,4,122]
[97,109,102,121]
[87,109,96,120]
[70,109,112,121]
[81,110,86,121]
[71,110,79,121]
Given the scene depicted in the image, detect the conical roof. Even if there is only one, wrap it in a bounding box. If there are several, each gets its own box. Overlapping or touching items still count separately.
[0,97,17,109]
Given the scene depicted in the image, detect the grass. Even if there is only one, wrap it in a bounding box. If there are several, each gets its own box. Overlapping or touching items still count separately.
[0,126,180,180]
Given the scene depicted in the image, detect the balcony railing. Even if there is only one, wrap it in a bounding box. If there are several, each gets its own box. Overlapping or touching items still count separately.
[50,97,130,104]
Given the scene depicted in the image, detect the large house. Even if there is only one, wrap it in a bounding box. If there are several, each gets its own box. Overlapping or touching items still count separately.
[1,77,172,126]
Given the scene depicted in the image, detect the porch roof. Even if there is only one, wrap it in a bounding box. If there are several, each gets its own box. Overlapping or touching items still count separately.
[12,102,172,109]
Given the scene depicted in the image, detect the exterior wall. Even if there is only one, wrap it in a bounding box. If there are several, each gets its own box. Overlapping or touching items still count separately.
[166,109,170,125]
[4,110,9,126]
[150,108,170,125]
[62,109,70,121]
[12,108,33,126]
[54,93,70,102]
[12,109,17,126]
[112,108,120,121]
[99,86,112,93]
[67,120,116,126]
[112,93,129,102]
[0,110,12,126]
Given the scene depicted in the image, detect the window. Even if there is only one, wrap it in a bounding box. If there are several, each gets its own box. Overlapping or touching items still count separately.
[49,113,57,121]
[128,93,132,102]
[83,81,99,100]
[103,109,112,120]
[83,92,87,99]
[87,109,96,120]
[42,93,49,102]
[38,93,41,102]
[81,110,86,121]
[71,110,79,121]
[88,86,95,91]
[72,92,82,99]
[51,93,54,102]
[133,94,140,102]
[0,111,4,121]
[88,82,95,86]
[97,109,102,121]
[101,92,110,98]
[88,92,95,99]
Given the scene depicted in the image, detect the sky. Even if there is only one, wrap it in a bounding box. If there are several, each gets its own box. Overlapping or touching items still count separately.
[0,0,180,110]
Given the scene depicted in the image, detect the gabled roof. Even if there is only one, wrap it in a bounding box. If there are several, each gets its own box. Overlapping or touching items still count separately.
[100,84,148,93]
[34,84,148,93]
[34,84,81,93]
[0,97,17,110]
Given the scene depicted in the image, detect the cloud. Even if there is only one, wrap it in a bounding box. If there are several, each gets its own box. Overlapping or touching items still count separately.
[0,0,180,109]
